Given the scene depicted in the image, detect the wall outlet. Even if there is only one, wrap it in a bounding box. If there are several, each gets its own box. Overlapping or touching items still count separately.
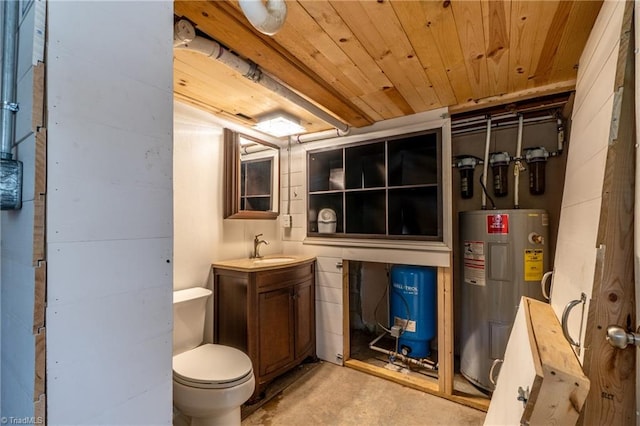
[282,214,292,228]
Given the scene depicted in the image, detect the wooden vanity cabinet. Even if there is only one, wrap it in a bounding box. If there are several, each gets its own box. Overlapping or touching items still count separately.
[212,260,316,399]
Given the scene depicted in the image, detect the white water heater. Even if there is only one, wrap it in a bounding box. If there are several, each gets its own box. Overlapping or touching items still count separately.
[459,209,548,391]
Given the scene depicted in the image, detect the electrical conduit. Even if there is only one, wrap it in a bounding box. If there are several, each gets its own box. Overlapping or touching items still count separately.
[0,0,23,210]
[1,0,19,160]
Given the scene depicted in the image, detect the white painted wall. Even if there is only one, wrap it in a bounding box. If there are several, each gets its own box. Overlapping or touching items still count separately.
[46,2,174,423]
[173,102,283,292]
[0,0,43,418]
[550,0,625,361]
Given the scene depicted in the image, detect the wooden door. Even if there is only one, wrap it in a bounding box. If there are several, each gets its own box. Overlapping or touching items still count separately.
[293,278,315,357]
[545,1,636,423]
[635,0,640,420]
[258,287,294,376]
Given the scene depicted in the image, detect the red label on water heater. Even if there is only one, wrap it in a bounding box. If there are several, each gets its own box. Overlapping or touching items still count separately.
[487,214,509,234]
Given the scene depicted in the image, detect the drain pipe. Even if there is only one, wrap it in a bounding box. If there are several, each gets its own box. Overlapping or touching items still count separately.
[238,0,287,36]
[0,0,23,210]
[173,19,350,134]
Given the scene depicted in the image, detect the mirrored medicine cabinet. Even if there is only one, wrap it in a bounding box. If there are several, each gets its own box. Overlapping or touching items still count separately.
[223,128,280,219]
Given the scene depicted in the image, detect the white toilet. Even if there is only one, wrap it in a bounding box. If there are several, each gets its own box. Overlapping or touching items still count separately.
[173,287,255,426]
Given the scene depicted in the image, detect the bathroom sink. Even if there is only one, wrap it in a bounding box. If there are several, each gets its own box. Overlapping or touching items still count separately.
[252,257,296,264]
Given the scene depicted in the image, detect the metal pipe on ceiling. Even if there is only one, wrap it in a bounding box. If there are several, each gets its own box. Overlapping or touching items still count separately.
[173,19,350,135]
[451,114,556,136]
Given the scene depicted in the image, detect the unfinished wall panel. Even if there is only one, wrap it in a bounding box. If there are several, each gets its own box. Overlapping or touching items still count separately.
[550,0,625,357]
[550,1,635,423]
[46,1,174,423]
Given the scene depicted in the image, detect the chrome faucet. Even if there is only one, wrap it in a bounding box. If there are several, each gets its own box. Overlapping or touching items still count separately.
[252,233,269,258]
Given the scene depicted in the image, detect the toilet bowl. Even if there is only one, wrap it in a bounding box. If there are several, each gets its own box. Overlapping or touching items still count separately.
[173,288,255,426]
[173,344,255,426]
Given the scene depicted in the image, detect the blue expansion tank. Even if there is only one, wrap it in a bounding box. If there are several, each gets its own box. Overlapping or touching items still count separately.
[389,265,437,358]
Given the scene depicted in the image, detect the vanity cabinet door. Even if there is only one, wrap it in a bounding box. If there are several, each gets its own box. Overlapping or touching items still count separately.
[294,278,315,358]
[258,287,295,376]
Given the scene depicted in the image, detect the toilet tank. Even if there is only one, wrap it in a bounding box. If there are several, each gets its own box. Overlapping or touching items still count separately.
[173,287,212,355]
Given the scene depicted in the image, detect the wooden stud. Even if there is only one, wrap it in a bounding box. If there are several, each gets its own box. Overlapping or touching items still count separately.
[33,261,45,333]
[581,2,636,423]
[32,62,45,130]
[449,79,576,114]
[437,264,454,396]
[34,327,46,402]
[33,128,46,266]
[34,394,45,425]
[525,299,590,424]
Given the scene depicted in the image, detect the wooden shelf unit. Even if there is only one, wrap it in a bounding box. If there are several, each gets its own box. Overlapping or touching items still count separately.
[307,129,443,240]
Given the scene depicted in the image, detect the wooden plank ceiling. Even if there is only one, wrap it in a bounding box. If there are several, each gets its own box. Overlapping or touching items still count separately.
[174,0,602,134]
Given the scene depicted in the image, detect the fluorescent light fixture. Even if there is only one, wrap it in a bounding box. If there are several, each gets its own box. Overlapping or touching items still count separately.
[254,111,306,137]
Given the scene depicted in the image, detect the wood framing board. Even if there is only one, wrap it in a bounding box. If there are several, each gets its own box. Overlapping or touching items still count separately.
[33,261,45,333]
[634,0,640,419]
[34,327,45,401]
[581,2,636,423]
[486,297,589,424]
[32,128,46,265]
[345,359,489,412]
[34,394,45,425]
[524,298,590,425]
[32,62,45,130]
[437,264,453,395]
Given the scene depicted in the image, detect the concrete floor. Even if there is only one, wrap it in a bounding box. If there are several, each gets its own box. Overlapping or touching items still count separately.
[242,362,486,425]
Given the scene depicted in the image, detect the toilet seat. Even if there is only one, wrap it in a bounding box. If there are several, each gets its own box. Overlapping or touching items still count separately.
[173,344,253,390]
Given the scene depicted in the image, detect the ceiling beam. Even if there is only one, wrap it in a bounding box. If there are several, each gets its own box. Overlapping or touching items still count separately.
[174,0,373,128]
[448,79,576,115]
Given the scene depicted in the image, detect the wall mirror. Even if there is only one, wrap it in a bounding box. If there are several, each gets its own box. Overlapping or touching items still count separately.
[223,128,280,219]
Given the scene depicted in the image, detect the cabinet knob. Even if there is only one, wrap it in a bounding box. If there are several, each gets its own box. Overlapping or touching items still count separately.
[335,262,343,269]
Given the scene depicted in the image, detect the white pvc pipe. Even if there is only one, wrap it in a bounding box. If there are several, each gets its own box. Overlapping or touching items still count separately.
[481,117,491,209]
[239,0,287,36]
[294,127,351,144]
[514,114,524,208]
[174,20,350,133]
